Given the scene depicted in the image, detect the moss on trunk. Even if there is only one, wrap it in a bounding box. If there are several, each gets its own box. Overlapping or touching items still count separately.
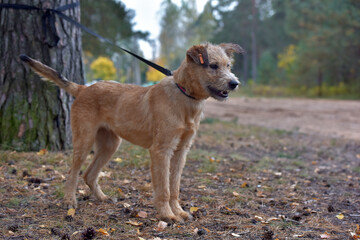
[0,0,84,151]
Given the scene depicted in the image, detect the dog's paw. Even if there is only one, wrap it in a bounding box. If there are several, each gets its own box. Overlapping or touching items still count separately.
[92,190,112,202]
[158,214,184,223]
[63,198,78,210]
[177,211,192,221]
[170,200,192,221]
[91,193,111,202]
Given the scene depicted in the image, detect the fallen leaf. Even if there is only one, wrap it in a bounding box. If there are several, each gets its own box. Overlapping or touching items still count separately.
[293,234,305,238]
[190,207,199,213]
[241,182,248,188]
[156,221,168,231]
[78,189,86,195]
[231,233,241,237]
[99,171,111,178]
[209,156,216,163]
[97,228,109,236]
[197,185,206,189]
[254,215,264,222]
[233,191,240,197]
[212,175,219,180]
[138,237,146,240]
[256,191,266,198]
[37,149,48,156]
[123,179,131,184]
[114,157,123,163]
[351,227,360,239]
[67,208,75,218]
[336,213,344,220]
[320,232,331,239]
[123,203,131,208]
[350,231,360,239]
[291,202,300,208]
[225,178,232,184]
[267,217,280,222]
[203,227,211,233]
[71,231,81,236]
[137,211,148,218]
[126,220,143,226]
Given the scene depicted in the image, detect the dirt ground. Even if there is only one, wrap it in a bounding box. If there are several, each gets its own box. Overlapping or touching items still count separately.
[1,97,360,240]
[204,97,360,140]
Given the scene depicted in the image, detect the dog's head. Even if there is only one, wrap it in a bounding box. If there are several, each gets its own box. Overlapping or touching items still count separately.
[186,43,244,101]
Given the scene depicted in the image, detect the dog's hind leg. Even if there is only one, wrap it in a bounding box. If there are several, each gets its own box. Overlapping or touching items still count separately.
[83,127,121,202]
[64,127,96,209]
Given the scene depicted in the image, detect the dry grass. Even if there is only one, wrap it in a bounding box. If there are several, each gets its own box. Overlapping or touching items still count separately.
[1,120,359,239]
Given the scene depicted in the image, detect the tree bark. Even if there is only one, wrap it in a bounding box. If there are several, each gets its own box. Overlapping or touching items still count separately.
[317,68,323,97]
[0,0,84,151]
[251,0,257,83]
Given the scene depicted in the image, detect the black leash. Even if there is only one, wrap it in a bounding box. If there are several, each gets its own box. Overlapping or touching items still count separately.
[0,2,173,77]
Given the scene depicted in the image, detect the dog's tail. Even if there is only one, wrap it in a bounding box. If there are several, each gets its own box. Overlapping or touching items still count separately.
[20,55,84,97]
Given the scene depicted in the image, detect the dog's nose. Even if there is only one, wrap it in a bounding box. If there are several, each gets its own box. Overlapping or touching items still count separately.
[228,80,239,89]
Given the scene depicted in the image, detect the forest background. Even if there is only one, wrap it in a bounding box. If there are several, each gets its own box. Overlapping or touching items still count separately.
[82,0,360,99]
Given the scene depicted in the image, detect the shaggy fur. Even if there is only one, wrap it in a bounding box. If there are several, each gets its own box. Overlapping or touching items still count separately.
[20,42,243,222]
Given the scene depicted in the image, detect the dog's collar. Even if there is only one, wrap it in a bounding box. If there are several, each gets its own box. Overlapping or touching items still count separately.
[175,83,196,100]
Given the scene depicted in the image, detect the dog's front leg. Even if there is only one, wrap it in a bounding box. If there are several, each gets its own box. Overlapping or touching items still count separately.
[169,131,195,221]
[149,139,183,222]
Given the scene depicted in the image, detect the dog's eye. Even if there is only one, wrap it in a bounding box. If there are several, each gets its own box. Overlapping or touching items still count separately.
[210,64,218,70]
[227,63,231,68]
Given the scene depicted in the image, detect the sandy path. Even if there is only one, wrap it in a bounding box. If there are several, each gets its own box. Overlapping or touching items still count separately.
[204,97,360,140]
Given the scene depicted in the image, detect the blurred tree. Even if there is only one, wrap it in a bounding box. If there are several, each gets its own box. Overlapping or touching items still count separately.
[0,0,84,151]
[192,1,218,43]
[277,44,297,76]
[146,58,166,82]
[158,0,217,70]
[258,50,277,85]
[81,0,149,84]
[82,0,137,57]
[212,0,291,84]
[90,57,117,80]
[284,0,360,95]
[212,0,254,83]
[159,0,182,69]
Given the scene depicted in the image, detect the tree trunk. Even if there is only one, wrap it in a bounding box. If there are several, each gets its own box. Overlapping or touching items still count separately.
[317,68,323,97]
[0,0,84,151]
[251,0,257,83]
[242,52,248,84]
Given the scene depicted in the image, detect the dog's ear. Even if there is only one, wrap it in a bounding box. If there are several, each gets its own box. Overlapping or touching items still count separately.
[219,43,245,58]
[186,45,209,67]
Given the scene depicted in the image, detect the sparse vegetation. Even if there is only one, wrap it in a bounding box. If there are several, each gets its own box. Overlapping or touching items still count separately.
[0,120,359,239]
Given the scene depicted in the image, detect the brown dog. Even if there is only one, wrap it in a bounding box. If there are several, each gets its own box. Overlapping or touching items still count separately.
[20,42,243,222]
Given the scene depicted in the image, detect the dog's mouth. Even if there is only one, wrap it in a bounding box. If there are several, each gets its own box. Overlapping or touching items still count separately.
[208,86,229,99]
